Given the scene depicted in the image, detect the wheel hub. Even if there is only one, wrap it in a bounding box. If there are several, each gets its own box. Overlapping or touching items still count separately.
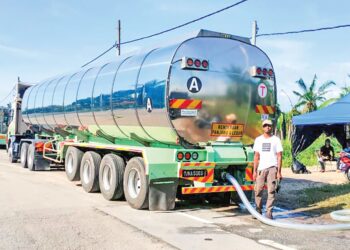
[128,168,141,199]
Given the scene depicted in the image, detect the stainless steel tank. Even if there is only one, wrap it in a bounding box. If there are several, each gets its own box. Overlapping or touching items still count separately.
[22,30,276,146]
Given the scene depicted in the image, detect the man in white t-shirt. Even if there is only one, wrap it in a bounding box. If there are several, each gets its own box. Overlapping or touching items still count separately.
[253,119,283,219]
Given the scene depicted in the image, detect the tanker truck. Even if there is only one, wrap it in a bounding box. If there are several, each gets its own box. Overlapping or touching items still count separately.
[7,30,276,210]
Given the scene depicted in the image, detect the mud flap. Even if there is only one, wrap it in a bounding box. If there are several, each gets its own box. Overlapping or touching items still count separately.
[34,157,50,171]
[149,178,178,211]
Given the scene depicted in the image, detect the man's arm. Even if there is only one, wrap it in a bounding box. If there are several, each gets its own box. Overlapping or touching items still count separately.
[331,146,335,160]
[277,152,282,180]
[253,151,260,181]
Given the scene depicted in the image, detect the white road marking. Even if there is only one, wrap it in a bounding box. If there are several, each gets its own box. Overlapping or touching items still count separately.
[176,212,214,224]
[259,239,297,250]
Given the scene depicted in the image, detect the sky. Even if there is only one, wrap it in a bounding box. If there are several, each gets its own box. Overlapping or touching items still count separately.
[0,0,349,111]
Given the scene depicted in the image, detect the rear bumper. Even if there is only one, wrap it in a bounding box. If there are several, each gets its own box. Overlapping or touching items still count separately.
[182,184,255,194]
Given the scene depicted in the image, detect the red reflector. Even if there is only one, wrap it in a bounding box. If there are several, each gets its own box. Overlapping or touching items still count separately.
[185,152,191,160]
[268,69,273,76]
[256,67,262,75]
[187,58,193,66]
[263,68,267,75]
[201,60,208,68]
[194,59,201,67]
[177,152,184,160]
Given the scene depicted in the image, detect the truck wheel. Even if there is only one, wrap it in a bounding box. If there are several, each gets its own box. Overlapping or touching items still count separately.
[80,151,101,193]
[123,157,149,209]
[8,142,17,163]
[99,154,125,200]
[65,146,83,181]
[20,143,29,168]
[27,144,36,171]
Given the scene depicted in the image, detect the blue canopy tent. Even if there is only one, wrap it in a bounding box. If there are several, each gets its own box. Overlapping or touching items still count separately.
[290,94,350,173]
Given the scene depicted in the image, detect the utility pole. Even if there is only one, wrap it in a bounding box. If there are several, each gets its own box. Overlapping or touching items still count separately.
[251,20,258,45]
[117,19,121,56]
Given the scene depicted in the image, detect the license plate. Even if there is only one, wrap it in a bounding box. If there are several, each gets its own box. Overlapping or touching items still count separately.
[182,169,207,177]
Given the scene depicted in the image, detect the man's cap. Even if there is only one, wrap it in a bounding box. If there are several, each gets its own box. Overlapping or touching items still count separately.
[262,119,273,126]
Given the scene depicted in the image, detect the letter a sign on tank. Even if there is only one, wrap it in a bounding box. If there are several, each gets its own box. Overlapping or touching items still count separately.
[187,77,202,93]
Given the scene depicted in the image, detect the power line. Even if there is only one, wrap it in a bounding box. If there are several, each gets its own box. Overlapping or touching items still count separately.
[0,85,15,105]
[120,0,248,45]
[81,0,248,67]
[257,24,350,37]
[81,44,117,68]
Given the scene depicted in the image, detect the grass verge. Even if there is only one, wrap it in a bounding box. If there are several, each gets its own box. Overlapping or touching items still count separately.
[298,183,350,214]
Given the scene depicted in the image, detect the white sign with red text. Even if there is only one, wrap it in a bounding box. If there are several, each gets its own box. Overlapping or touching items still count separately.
[257,83,267,98]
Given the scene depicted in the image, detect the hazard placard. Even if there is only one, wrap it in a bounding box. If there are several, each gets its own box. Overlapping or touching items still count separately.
[211,123,244,137]
[257,83,267,98]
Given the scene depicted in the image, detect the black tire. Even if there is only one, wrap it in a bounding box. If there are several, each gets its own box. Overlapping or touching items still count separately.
[99,154,125,200]
[20,143,29,168]
[123,157,149,209]
[80,151,101,193]
[27,144,36,171]
[346,170,350,182]
[8,141,17,163]
[65,146,83,181]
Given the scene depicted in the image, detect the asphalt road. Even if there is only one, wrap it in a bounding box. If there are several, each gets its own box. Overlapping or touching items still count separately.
[0,149,349,250]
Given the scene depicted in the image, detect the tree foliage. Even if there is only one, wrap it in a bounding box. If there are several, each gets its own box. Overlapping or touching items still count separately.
[293,74,336,113]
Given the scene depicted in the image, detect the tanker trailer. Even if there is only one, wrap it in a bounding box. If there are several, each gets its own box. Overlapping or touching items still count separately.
[9,30,277,210]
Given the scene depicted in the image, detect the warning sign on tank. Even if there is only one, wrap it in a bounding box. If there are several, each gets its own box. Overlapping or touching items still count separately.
[210,123,244,137]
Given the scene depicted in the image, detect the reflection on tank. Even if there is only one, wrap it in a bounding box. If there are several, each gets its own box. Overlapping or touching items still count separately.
[22,31,276,146]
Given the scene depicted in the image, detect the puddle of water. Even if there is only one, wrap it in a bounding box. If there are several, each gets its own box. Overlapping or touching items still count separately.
[238,203,310,220]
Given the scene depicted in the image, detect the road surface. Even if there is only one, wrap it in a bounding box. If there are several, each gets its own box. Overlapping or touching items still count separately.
[0,150,349,250]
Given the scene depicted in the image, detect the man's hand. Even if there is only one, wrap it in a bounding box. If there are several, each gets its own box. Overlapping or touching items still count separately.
[253,171,257,181]
[277,172,282,180]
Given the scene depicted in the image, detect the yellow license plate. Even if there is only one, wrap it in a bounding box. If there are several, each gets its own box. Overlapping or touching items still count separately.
[0,135,5,139]
[211,123,244,137]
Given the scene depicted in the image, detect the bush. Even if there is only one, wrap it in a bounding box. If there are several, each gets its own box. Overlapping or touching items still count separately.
[282,139,292,168]
[282,134,342,168]
[298,134,342,167]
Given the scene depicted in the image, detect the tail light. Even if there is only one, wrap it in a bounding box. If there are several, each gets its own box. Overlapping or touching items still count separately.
[187,58,193,66]
[185,152,191,160]
[181,57,209,71]
[201,60,209,68]
[192,152,199,160]
[177,152,184,160]
[250,66,274,79]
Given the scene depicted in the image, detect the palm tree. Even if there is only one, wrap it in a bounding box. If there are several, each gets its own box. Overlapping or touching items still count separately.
[339,74,350,98]
[293,74,336,113]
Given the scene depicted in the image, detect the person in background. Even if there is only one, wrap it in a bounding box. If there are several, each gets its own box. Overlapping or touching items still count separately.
[253,119,283,220]
[318,138,335,173]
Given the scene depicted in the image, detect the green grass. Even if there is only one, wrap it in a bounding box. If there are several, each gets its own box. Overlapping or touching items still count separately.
[298,183,350,214]
[282,134,342,168]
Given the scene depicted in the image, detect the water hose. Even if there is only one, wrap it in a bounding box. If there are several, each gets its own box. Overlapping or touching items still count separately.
[223,172,350,231]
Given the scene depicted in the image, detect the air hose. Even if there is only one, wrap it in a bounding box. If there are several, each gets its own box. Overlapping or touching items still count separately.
[223,172,350,231]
